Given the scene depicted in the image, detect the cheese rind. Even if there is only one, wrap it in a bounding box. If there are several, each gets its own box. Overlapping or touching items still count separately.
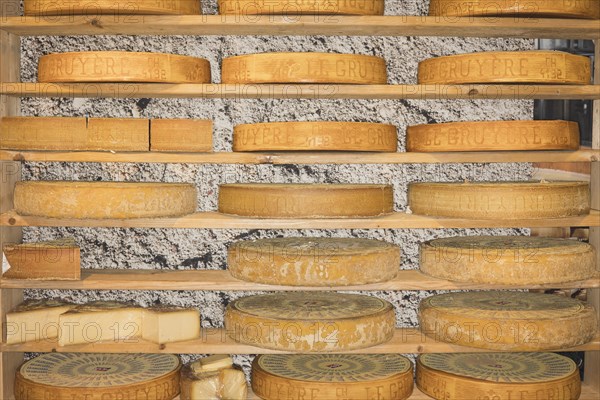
[6,299,75,345]
[24,0,201,15]
[180,365,248,400]
[228,237,400,286]
[428,0,600,19]
[3,238,81,280]
[219,0,384,15]
[150,119,213,152]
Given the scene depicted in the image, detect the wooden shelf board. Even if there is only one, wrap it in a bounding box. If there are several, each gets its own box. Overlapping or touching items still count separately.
[0,16,598,39]
[2,269,599,291]
[1,149,599,164]
[2,83,599,100]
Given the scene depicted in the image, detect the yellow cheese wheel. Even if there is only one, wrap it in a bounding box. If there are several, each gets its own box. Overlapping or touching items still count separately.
[418,291,598,351]
[420,236,597,285]
[24,0,201,15]
[218,184,394,218]
[221,53,388,84]
[417,51,591,85]
[3,238,81,280]
[417,353,581,400]
[15,353,181,400]
[38,51,211,83]
[150,119,213,152]
[219,0,384,15]
[14,181,197,219]
[406,120,580,152]
[233,122,398,152]
[228,237,400,286]
[225,292,395,352]
[408,181,590,219]
[429,0,600,19]
[252,354,413,400]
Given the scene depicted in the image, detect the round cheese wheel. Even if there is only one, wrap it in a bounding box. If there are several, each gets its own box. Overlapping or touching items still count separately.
[406,120,580,152]
[14,181,197,219]
[417,353,581,400]
[14,353,181,400]
[221,53,388,84]
[233,121,398,152]
[408,181,590,219]
[218,184,394,218]
[225,292,395,351]
[418,291,598,351]
[24,0,200,15]
[428,0,600,19]
[252,354,413,400]
[38,51,211,83]
[219,0,384,15]
[420,236,597,285]
[228,237,400,286]
[417,51,591,85]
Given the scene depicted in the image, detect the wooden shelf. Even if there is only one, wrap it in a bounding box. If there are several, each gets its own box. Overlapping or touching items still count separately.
[2,83,599,100]
[1,16,598,39]
[2,269,598,291]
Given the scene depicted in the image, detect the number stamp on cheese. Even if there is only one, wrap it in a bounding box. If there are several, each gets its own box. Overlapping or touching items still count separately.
[222,53,388,84]
[225,292,395,351]
[24,0,201,15]
[419,291,598,351]
[150,119,213,152]
[429,0,600,19]
[219,0,384,15]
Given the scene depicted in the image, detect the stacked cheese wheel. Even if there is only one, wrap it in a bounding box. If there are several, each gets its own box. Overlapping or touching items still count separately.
[219,0,385,15]
[24,0,201,15]
[429,0,600,19]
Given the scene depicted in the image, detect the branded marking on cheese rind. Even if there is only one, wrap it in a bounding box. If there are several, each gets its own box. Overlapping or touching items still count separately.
[24,0,201,15]
[428,0,600,19]
[219,0,384,15]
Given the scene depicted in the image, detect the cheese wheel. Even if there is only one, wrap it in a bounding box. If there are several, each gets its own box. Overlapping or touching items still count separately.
[218,184,393,218]
[233,122,398,152]
[14,353,181,400]
[24,0,201,15]
[150,119,213,152]
[38,51,211,83]
[406,120,580,152]
[418,291,598,351]
[408,181,590,219]
[3,238,81,280]
[420,236,597,285]
[225,292,395,351]
[221,53,388,84]
[219,0,384,15]
[429,0,600,19]
[14,181,197,219]
[228,237,400,286]
[417,51,591,85]
[252,354,414,400]
[416,353,581,400]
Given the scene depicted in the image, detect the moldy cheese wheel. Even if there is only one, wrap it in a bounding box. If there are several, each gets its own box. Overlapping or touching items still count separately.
[408,181,590,219]
[417,51,591,85]
[38,51,211,83]
[228,237,400,286]
[219,0,384,15]
[14,181,197,219]
[416,353,581,400]
[24,0,201,15]
[221,52,388,84]
[428,0,600,19]
[252,354,414,400]
[225,292,395,351]
[218,184,394,218]
[418,291,598,351]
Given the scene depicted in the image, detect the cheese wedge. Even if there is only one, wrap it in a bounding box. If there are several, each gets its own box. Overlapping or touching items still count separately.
[429,0,600,19]
[180,365,248,400]
[219,0,384,15]
[191,355,233,373]
[6,299,75,345]
[3,238,81,280]
[24,0,201,15]
[143,306,201,344]
[150,119,213,152]
[220,368,247,400]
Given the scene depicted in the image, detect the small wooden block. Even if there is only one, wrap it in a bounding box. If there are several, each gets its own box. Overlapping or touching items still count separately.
[38,51,211,83]
[429,0,600,19]
[418,51,591,85]
[150,119,213,152]
[222,52,388,84]
[24,0,201,15]
[3,238,81,281]
[219,0,384,15]
[233,121,397,152]
[406,120,580,152]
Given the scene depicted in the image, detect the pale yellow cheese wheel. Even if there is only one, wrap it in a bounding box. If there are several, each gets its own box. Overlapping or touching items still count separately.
[222,53,388,84]
[150,119,213,152]
[225,292,395,352]
[228,237,400,286]
[24,0,201,15]
[14,181,197,219]
[233,121,398,152]
[219,0,384,15]
[418,51,591,85]
[416,353,581,400]
[218,184,394,218]
[252,354,413,400]
[406,120,580,152]
[420,236,597,285]
[408,181,590,219]
[429,0,600,19]
[38,51,211,83]
[419,291,598,351]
